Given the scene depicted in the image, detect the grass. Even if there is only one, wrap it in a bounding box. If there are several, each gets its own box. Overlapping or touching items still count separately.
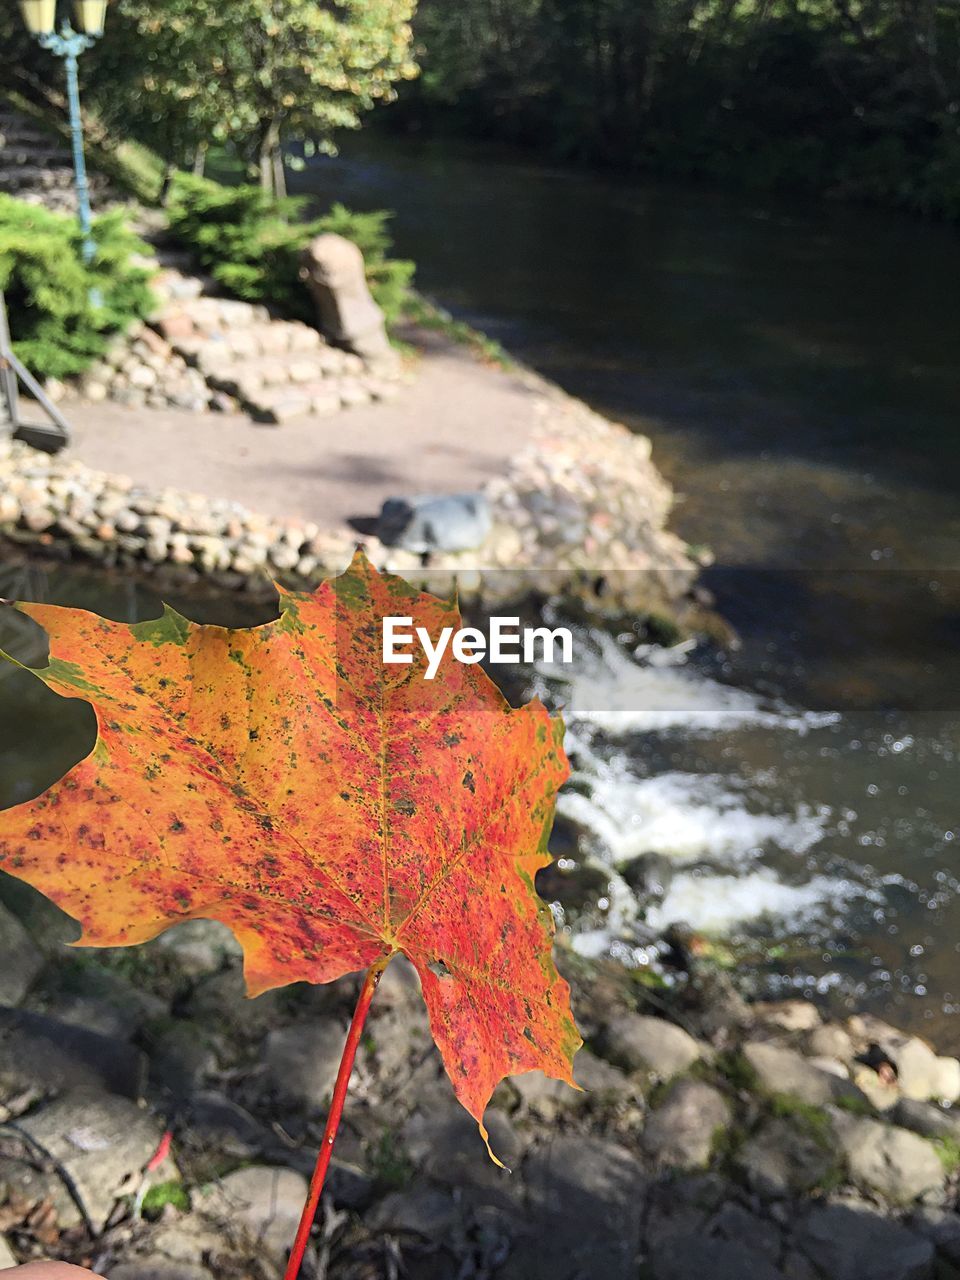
[768,1094,834,1149]
[402,292,513,369]
[933,1136,960,1174]
[714,1050,760,1093]
[833,1091,876,1118]
[140,1179,190,1218]
[368,1129,412,1191]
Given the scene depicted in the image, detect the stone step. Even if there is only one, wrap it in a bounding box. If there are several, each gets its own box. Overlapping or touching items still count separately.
[1,147,72,167]
[0,126,63,148]
[0,165,75,189]
[172,326,340,372]
[201,353,335,395]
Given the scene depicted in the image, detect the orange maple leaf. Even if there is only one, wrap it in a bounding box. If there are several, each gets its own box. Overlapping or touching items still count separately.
[0,552,580,1156]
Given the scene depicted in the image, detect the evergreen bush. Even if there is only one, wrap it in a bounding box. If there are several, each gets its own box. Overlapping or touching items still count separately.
[166,175,414,326]
[0,196,154,380]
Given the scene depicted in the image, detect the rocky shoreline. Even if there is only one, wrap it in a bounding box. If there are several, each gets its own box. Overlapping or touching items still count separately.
[1,894,959,1280]
[0,367,699,622]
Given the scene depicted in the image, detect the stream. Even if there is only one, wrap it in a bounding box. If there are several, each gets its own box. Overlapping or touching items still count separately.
[2,136,958,1045]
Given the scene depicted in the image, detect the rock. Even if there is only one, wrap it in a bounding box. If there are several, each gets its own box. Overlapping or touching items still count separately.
[181,1091,271,1159]
[254,394,311,424]
[511,1070,580,1120]
[796,1199,935,1280]
[299,233,393,360]
[43,994,134,1041]
[0,1008,147,1102]
[736,1116,836,1197]
[513,1135,644,1280]
[195,1165,307,1263]
[832,1112,946,1203]
[808,1023,855,1061]
[752,1000,822,1032]
[109,1260,213,1280]
[909,1206,960,1266]
[403,1105,521,1190]
[892,1040,960,1104]
[263,1019,347,1109]
[148,919,241,975]
[572,1047,636,1102]
[601,1013,701,1080]
[709,1202,783,1260]
[372,954,421,1011]
[183,966,282,1040]
[642,1079,730,1170]
[376,492,493,554]
[645,1237,787,1280]
[0,1154,83,1229]
[744,1041,861,1107]
[894,1098,960,1141]
[148,1021,217,1097]
[810,1055,849,1079]
[367,1185,458,1237]
[853,1062,901,1110]
[15,1088,171,1232]
[0,902,43,1004]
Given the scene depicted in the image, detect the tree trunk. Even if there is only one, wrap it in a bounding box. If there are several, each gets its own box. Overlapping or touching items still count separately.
[192,141,208,178]
[258,117,283,196]
[159,162,176,207]
[272,146,287,201]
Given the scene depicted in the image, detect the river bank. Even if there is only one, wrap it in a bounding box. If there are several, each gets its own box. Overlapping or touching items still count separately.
[1,892,960,1280]
[1,271,699,621]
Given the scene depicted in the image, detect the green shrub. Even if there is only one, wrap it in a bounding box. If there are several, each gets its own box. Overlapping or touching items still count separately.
[166,175,415,327]
[0,196,154,380]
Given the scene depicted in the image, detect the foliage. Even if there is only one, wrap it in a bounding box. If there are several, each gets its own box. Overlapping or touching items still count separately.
[86,0,419,195]
[402,293,511,367]
[0,551,579,1161]
[0,196,154,380]
[166,175,415,326]
[933,1136,960,1174]
[397,0,960,219]
[769,1095,834,1149]
[368,1129,413,1190]
[140,1180,191,1218]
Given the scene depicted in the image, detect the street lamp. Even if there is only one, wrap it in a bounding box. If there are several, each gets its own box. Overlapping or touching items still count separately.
[17,0,110,264]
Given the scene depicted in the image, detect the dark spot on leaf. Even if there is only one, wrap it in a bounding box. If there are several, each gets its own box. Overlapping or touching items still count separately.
[462,771,475,793]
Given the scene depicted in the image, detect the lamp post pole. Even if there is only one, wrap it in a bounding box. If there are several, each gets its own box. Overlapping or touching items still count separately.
[39,25,97,263]
[17,2,109,265]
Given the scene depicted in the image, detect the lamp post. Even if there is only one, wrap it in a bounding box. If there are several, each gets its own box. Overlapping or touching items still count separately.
[17,1,109,265]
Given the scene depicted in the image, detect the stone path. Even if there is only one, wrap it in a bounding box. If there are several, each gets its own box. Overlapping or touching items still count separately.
[0,107,110,213]
[59,328,548,531]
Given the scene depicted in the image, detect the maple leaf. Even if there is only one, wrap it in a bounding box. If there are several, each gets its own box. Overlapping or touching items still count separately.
[0,551,580,1157]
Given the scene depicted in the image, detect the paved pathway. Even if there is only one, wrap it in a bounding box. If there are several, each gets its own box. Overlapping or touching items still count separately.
[55,331,547,531]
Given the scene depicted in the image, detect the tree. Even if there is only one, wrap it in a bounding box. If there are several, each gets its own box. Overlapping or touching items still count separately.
[90,0,419,196]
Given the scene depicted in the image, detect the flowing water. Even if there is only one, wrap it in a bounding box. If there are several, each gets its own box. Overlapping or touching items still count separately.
[2,138,958,1043]
[289,136,960,1042]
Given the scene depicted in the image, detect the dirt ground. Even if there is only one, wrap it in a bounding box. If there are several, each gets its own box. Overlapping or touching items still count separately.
[47,332,547,533]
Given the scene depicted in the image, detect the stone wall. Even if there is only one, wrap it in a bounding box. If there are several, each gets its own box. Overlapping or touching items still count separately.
[0,385,698,618]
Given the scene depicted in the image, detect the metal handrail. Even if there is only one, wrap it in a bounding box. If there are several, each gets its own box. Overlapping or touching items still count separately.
[0,289,71,452]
